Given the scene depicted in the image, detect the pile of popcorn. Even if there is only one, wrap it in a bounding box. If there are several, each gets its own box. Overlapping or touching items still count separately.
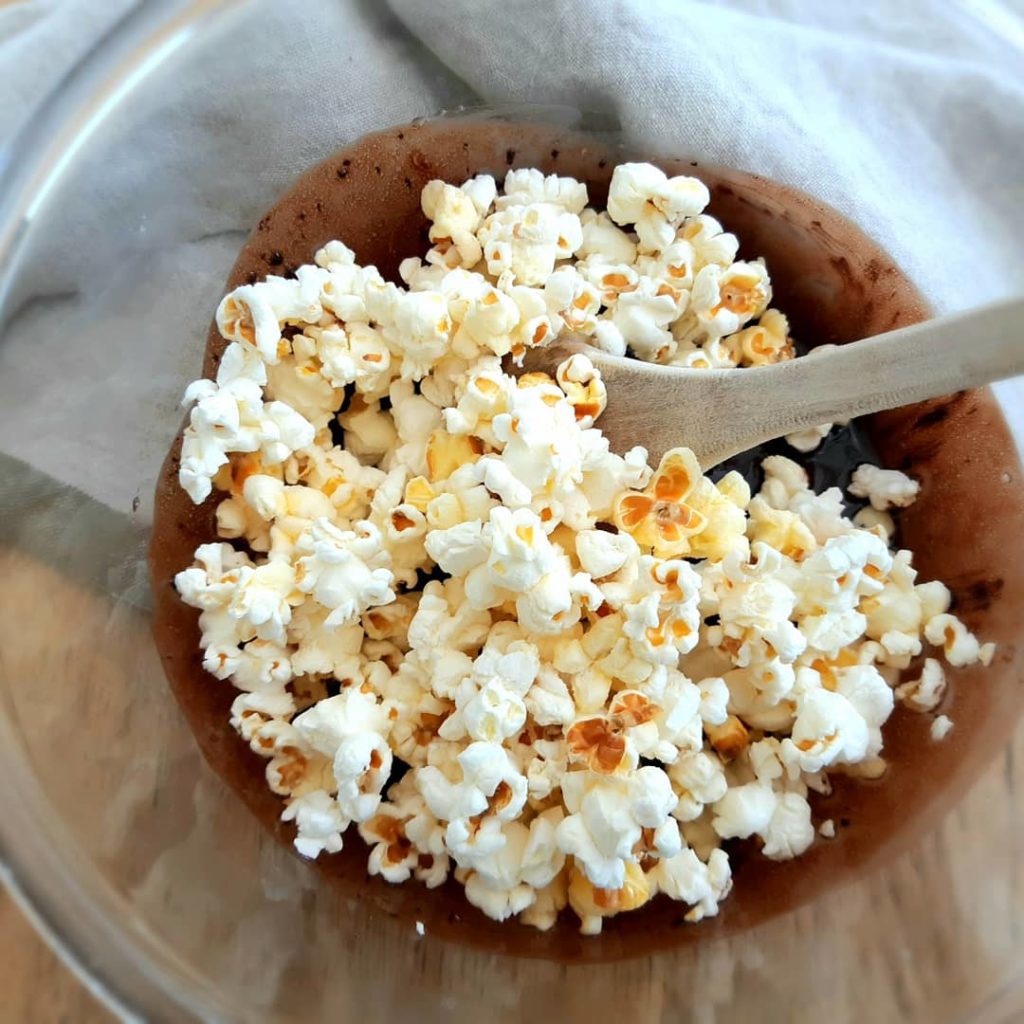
[174,164,992,934]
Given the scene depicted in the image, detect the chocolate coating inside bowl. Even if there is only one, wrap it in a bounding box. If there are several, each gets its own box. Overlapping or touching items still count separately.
[149,117,1024,961]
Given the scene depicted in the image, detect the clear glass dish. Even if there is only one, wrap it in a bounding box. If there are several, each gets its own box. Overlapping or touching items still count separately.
[1,3,1022,1021]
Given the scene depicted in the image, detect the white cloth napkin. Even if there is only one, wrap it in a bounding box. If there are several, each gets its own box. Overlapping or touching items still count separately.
[0,0,1022,520]
[389,0,1024,310]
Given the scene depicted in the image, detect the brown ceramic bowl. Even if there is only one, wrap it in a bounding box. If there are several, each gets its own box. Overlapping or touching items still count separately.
[150,114,1024,966]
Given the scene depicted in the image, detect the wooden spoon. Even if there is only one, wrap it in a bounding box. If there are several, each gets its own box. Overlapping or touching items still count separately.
[525,296,1024,468]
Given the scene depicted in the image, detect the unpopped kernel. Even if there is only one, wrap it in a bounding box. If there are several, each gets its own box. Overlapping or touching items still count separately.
[174,165,991,934]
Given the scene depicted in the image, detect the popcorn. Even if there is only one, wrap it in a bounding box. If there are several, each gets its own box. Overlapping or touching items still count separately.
[216,265,330,365]
[614,447,707,556]
[265,341,344,432]
[924,613,986,667]
[293,688,394,822]
[478,203,582,286]
[690,261,771,339]
[230,687,295,747]
[478,506,559,595]
[614,447,746,561]
[730,308,793,367]
[556,353,608,428]
[174,161,993,937]
[609,276,679,361]
[785,423,832,453]
[293,518,395,628]
[709,782,772,847]
[578,209,637,265]
[679,214,739,269]
[567,860,650,935]
[607,163,710,252]
[314,322,393,393]
[780,687,871,774]
[499,168,588,214]
[848,464,920,511]
[282,790,347,858]
[179,343,316,504]
[896,657,947,712]
[649,848,732,922]
[760,792,815,860]
[621,556,702,666]
[462,808,566,922]
[669,749,728,821]
[384,289,454,381]
[557,766,678,890]
[421,179,485,268]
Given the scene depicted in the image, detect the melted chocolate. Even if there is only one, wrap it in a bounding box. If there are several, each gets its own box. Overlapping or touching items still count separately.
[149,117,1024,962]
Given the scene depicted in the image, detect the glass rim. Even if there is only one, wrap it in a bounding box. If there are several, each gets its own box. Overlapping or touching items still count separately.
[1,2,1022,1021]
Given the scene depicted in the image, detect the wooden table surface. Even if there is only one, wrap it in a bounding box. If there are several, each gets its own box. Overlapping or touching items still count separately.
[0,889,112,1024]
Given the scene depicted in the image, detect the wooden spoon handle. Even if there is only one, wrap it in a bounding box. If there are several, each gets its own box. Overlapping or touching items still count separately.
[682,295,1024,467]
[748,295,1024,431]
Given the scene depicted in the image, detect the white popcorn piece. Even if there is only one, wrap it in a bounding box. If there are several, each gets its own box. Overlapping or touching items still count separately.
[481,506,559,594]
[383,289,454,381]
[293,518,395,628]
[711,781,776,840]
[607,162,710,252]
[591,318,628,357]
[690,261,771,339]
[575,528,638,579]
[819,818,836,839]
[649,847,732,922]
[265,344,344,433]
[500,168,588,213]
[316,322,393,393]
[679,214,739,269]
[669,749,729,822]
[578,208,638,265]
[852,506,896,539]
[557,767,678,890]
[785,423,832,453]
[229,687,296,747]
[931,714,954,741]
[421,179,486,269]
[924,613,985,667]
[462,808,566,922]
[178,343,316,504]
[760,792,815,860]
[282,790,348,858]
[478,203,583,286]
[780,688,871,774]
[848,464,920,511]
[525,666,576,728]
[417,741,528,829]
[555,353,608,428]
[609,276,678,361]
[896,658,947,712]
[293,687,394,822]
[216,265,330,365]
[697,677,730,727]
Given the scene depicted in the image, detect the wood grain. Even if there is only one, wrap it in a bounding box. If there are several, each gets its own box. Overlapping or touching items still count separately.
[0,890,112,1024]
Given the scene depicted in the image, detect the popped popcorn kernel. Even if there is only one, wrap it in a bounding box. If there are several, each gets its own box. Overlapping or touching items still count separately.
[567,861,651,935]
[171,158,996,939]
[614,447,707,557]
